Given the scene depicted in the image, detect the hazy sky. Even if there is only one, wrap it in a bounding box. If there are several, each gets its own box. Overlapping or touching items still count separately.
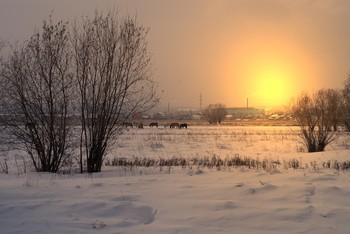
[1,0,350,110]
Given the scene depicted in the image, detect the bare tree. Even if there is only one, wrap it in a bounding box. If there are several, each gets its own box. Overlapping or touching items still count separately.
[343,74,350,131]
[289,89,339,152]
[71,11,159,173]
[0,18,74,172]
[202,104,227,124]
[322,89,343,131]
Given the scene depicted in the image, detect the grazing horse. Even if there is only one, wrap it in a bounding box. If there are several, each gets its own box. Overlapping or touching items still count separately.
[123,122,133,128]
[170,123,180,128]
[149,122,158,128]
[179,123,188,129]
[136,122,143,129]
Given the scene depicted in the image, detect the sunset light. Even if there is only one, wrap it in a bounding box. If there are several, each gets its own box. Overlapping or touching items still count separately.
[250,60,296,107]
[230,29,316,108]
[1,1,347,110]
[1,1,350,233]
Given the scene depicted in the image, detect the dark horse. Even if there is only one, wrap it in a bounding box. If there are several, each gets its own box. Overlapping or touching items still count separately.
[149,122,158,128]
[179,123,188,129]
[136,122,143,129]
[170,123,180,128]
[123,122,133,128]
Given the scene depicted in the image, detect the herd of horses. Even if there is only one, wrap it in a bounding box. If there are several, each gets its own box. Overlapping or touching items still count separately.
[122,122,188,129]
[167,123,188,129]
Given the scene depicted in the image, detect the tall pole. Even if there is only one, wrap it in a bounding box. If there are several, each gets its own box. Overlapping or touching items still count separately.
[247,98,248,108]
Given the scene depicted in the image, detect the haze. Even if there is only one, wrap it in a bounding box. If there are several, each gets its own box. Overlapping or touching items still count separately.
[1,0,349,111]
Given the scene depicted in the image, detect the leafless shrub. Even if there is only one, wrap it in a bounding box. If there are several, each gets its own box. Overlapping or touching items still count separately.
[289,89,341,152]
[202,103,227,124]
[71,10,159,173]
[0,16,74,172]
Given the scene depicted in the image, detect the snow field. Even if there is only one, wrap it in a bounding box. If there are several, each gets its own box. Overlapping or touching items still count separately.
[0,126,349,233]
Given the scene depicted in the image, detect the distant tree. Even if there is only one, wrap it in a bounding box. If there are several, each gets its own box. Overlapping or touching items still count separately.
[71,11,159,173]
[343,74,350,131]
[202,104,227,124]
[322,89,343,131]
[0,17,74,172]
[289,89,340,152]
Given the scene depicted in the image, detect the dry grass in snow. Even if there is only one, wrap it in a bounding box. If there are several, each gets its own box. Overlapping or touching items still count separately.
[0,126,349,234]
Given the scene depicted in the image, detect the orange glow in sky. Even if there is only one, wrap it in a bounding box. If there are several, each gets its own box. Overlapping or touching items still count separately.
[250,61,296,107]
[0,0,348,110]
[222,27,321,108]
[238,47,303,107]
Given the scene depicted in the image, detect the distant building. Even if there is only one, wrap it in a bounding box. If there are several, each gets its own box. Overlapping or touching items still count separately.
[192,114,201,120]
[176,108,197,120]
[225,107,265,119]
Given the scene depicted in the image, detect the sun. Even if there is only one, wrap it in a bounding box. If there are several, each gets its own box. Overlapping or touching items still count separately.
[226,30,314,108]
[248,60,296,107]
[256,65,292,106]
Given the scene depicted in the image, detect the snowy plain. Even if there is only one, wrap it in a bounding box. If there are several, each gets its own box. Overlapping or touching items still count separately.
[1,125,350,234]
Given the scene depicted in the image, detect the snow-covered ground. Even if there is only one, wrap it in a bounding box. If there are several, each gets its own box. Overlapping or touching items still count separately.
[1,126,350,234]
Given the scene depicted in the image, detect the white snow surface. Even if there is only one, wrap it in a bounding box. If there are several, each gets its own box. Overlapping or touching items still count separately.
[1,126,350,234]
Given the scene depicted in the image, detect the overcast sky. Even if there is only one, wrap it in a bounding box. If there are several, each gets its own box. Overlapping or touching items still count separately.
[1,0,350,110]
